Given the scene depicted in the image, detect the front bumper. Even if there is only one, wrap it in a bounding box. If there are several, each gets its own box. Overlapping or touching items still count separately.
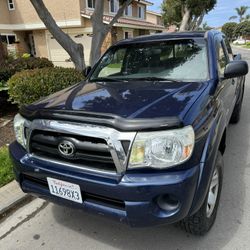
[10,141,200,227]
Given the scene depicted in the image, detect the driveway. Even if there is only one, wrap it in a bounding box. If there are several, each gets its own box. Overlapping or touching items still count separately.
[0,47,250,250]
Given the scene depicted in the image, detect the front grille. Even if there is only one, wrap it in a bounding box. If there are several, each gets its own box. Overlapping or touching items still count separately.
[29,130,117,172]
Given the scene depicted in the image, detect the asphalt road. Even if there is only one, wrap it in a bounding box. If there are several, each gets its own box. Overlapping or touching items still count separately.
[1,47,250,250]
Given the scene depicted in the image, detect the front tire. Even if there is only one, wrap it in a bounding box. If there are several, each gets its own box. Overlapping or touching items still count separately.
[180,152,223,235]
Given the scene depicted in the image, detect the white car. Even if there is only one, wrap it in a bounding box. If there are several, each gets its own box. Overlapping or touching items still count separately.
[233,39,246,45]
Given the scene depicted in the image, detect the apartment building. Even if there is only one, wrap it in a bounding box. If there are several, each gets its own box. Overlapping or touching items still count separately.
[0,0,164,66]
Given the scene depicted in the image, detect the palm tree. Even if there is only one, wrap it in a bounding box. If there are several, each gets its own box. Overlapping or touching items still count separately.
[230,6,249,22]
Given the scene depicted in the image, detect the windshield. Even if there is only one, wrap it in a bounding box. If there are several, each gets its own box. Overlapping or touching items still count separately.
[89,38,209,82]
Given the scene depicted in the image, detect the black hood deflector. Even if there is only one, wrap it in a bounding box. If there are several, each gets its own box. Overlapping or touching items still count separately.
[20,106,182,132]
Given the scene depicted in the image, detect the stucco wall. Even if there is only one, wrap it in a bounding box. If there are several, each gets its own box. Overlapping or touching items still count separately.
[14,31,30,55]
[0,0,10,24]
[8,0,81,25]
[146,13,157,24]
[146,12,163,26]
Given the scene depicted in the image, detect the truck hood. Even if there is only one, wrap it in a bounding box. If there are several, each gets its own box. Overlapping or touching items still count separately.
[27,81,208,120]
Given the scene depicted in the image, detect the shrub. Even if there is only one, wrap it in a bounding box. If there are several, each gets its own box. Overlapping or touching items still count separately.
[7,57,54,72]
[8,67,84,106]
[22,53,31,59]
[0,67,14,83]
[0,57,54,84]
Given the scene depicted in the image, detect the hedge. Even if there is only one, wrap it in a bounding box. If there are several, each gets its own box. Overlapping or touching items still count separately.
[0,57,54,84]
[8,67,84,106]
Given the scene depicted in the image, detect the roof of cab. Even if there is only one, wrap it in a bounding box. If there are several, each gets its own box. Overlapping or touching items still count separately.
[115,30,219,45]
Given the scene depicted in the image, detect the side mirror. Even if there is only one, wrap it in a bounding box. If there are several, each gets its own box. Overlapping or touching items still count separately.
[84,66,92,77]
[224,61,248,79]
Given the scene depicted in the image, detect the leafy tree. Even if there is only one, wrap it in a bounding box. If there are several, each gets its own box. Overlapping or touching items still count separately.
[230,6,249,22]
[222,22,238,41]
[162,0,217,31]
[234,21,250,38]
[244,14,250,21]
[202,22,212,31]
[30,0,133,71]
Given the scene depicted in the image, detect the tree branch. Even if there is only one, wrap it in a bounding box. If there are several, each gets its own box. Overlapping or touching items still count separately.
[107,0,133,30]
[30,0,85,71]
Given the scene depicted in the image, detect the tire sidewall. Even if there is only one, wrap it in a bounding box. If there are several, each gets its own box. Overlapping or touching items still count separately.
[202,152,224,231]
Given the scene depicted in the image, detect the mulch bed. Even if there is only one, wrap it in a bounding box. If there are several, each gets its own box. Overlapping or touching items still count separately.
[0,119,15,148]
[0,90,18,147]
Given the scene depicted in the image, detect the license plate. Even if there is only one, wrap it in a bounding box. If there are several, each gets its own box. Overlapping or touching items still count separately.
[47,177,83,204]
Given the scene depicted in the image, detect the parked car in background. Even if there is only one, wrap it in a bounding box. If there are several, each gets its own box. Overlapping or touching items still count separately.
[233,38,249,45]
[10,31,248,236]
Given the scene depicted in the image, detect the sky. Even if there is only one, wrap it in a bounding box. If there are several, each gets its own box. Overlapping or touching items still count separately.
[148,0,250,27]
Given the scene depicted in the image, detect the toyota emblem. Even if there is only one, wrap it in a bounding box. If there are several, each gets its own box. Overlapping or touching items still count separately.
[58,140,75,157]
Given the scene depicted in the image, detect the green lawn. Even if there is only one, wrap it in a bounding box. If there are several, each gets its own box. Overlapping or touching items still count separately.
[107,63,121,69]
[0,146,14,187]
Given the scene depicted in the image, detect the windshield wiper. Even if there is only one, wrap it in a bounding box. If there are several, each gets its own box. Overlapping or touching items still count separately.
[128,77,182,83]
[89,77,126,83]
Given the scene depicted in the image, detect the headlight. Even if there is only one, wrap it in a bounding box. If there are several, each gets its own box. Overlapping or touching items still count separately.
[128,126,195,169]
[14,114,28,149]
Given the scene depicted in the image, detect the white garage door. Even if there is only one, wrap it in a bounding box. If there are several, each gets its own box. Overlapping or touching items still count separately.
[47,32,92,67]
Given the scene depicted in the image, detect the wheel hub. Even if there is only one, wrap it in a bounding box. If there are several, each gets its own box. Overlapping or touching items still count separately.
[206,167,219,218]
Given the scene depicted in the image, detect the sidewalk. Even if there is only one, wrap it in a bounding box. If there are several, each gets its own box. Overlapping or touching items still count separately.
[0,181,30,217]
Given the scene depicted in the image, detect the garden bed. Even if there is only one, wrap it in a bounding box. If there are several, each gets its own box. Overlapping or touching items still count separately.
[0,118,15,148]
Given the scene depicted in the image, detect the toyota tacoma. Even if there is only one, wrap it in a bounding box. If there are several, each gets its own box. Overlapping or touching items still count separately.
[9,31,249,235]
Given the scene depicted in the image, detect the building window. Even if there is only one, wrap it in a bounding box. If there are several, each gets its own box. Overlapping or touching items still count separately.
[0,34,16,44]
[110,0,119,13]
[138,5,145,19]
[7,0,15,10]
[87,0,95,9]
[124,31,133,39]
[124,5,132,17]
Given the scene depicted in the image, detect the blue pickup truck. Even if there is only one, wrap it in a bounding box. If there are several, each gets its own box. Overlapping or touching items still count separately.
[10,31,248,235]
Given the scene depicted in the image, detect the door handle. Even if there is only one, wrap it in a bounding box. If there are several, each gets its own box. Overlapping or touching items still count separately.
[232,79,235,85]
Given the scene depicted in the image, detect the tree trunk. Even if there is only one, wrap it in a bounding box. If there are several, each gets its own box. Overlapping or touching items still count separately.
[0,40,8,65]
[193,12,205,30]
[179,6,191,31]
[90,0,133,66]
[90,1,106,66]
[0,42,5,65]
[30,0,85,72]
[90,30,107,67]
[190,16,198,31]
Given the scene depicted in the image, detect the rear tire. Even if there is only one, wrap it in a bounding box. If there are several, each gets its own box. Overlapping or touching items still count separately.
[180,152,223,236]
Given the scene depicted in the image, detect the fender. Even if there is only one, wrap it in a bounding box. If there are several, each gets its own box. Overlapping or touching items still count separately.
[189,98,227,216]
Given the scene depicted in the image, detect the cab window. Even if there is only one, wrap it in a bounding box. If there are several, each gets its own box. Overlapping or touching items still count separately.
[224,38,233,60]
[216,40,229,77]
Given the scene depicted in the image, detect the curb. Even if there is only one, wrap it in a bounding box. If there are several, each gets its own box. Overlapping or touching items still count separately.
[0,181,31,219]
